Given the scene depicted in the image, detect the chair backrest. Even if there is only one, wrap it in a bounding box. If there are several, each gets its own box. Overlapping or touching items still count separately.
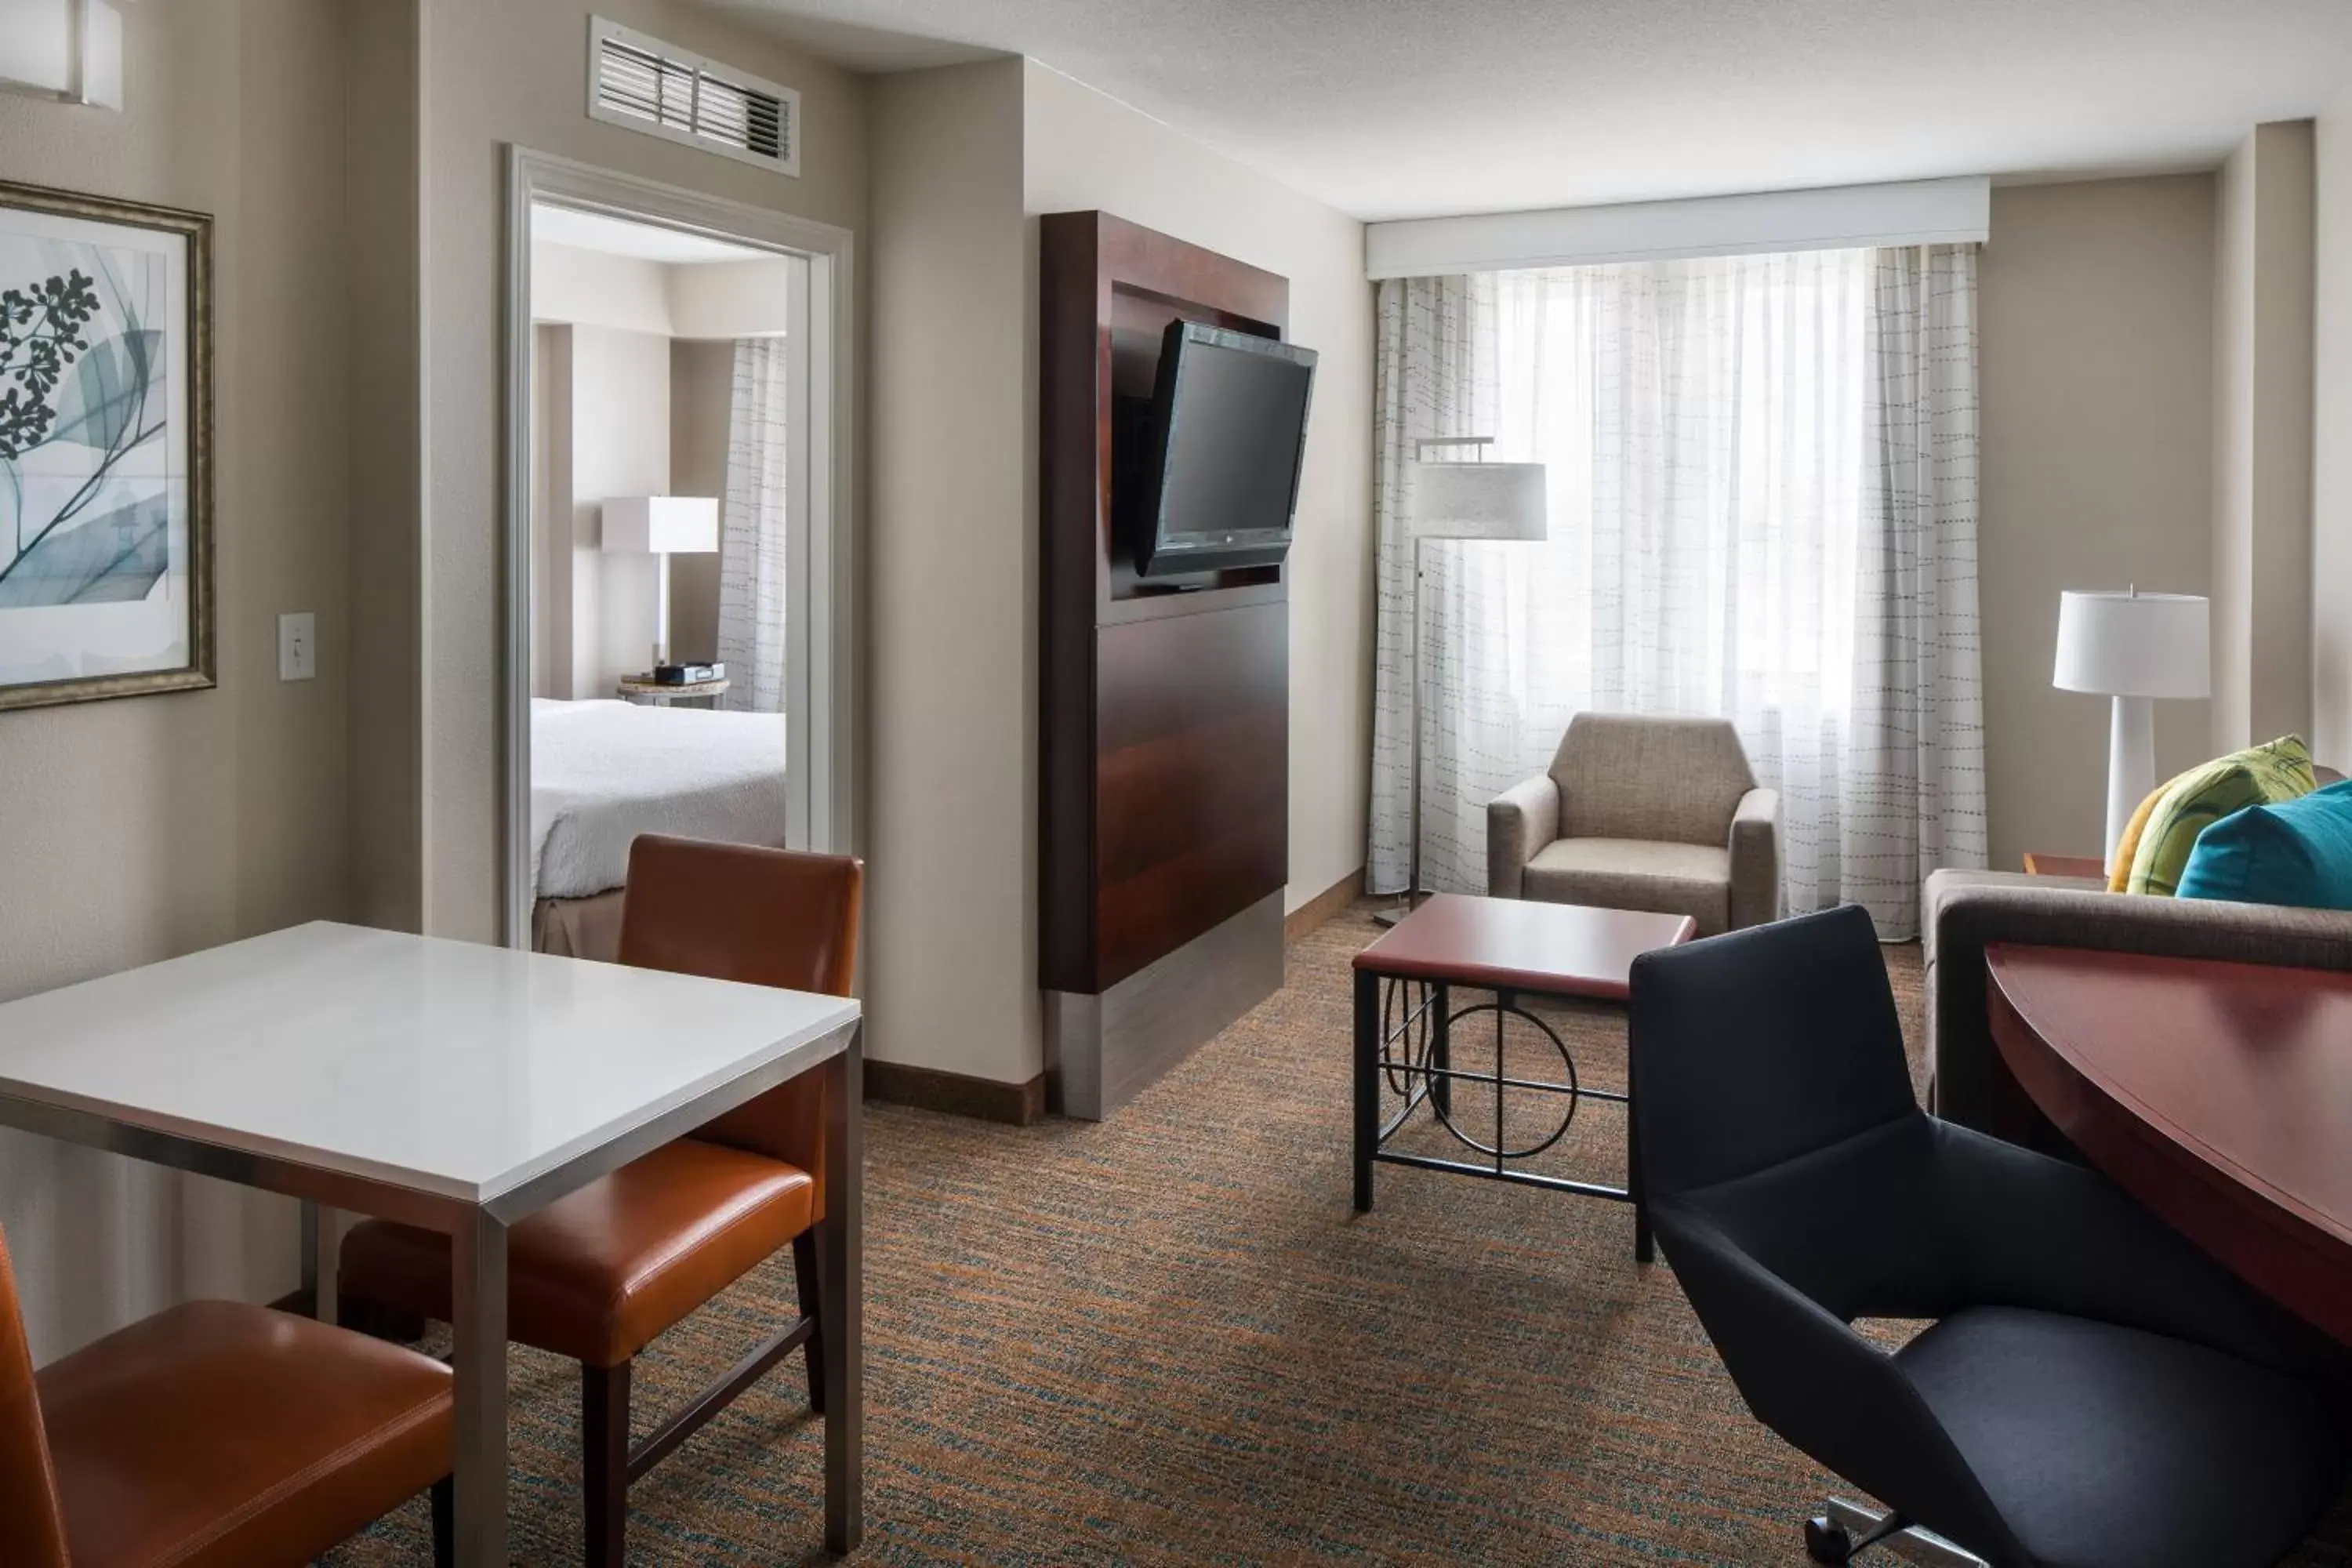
[1629,903,1915,1200]
[1628,906,2024,1560]
[0,1229,71,1568]
[1552,712,1757,845]
[618,835,863,1193]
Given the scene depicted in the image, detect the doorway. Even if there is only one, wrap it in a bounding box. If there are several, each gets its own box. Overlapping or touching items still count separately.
[501,149,855,951]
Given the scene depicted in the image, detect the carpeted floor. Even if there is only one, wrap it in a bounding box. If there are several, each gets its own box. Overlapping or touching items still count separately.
[330,904,2352,1566]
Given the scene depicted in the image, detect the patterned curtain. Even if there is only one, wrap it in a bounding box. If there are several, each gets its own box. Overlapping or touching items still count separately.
[716,337,788,713]
[1367,246,1987,938]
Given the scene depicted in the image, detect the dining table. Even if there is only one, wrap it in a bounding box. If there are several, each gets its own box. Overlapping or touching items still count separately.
[0,920,865,1565]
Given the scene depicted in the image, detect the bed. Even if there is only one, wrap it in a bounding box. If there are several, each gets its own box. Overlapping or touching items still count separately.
[528,698,789,958]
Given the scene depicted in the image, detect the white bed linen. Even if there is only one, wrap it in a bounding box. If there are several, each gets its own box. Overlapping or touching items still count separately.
[531,699,789,899]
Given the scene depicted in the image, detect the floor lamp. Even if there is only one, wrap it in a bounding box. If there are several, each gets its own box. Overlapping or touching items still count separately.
[1378,438,1548,926]
[2052,587,2210,877]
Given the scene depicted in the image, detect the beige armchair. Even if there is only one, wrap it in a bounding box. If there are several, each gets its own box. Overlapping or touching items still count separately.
[1486,713,1780,937]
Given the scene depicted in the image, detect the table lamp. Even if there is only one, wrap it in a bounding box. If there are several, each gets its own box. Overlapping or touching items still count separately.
[1381,437,1548,925]
[2052,587,2210,876]
[602,495,719,670]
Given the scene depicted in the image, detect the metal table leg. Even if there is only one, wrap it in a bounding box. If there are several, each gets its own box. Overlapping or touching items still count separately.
[1353,967,1379,1212]
[451,1208,510,1568]
[821,1035,865,1555]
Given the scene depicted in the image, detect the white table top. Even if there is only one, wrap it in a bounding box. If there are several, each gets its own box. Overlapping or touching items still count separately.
[0,922,859,1207]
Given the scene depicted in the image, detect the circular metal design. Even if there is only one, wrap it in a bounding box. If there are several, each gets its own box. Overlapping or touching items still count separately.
[1380,977,1435,1096]
[1428,999,1581,1160]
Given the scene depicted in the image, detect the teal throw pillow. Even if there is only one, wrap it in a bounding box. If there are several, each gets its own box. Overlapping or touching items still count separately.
[2176,779,2352,910]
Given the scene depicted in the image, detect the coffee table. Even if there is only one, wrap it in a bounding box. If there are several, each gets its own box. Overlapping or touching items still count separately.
[1352,894,1697,1260]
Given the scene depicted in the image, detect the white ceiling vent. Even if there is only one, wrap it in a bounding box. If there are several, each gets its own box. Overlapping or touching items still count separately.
[587,17,799,178]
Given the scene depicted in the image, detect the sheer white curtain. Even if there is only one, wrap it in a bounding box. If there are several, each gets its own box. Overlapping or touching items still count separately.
[1368,247,1985,936]
[716,337,788,713]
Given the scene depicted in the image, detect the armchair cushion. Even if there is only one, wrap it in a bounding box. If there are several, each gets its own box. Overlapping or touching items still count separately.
[1484,774,1560,898]
[1525,839,1730,935]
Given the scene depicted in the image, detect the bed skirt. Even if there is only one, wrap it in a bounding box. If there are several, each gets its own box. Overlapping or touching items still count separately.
[532,888,626,963]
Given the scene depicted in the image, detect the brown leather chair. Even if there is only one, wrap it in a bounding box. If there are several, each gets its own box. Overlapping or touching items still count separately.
[341,835,862,1567]
[0,1222,453,1568]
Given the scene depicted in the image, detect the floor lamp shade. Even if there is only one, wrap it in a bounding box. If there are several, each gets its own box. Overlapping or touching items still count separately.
[2052,590,2211,877]
[1409,462,1548,542]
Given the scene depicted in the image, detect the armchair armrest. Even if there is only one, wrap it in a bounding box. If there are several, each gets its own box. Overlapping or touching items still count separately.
[1727,787,1780,929]
[1486,774,1560,898]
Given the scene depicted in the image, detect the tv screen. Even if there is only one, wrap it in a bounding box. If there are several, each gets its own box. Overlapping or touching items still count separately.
[1134,321,1317,578]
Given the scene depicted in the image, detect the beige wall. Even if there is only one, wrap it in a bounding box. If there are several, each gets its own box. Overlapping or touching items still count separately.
[866,59,1033,1083]
[416,0,867,941]
[570,325,673,694]
[2212,122,2317,753]
[1022,61,1379,923]
[670,338,735,666]
[2315,82,2352,766]
[862,59,1374,1087]
[1978,176,2219,870]
[534,239,673,335]
[0,0,354,1360]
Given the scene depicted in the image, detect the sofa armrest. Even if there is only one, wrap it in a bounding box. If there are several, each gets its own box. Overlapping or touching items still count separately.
[1924,868,2352,1131]
[1486,775,1560,898]
[1727,787,1781,929]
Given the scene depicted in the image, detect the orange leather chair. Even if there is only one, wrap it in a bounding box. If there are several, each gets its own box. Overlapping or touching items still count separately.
[0,1223,453,1568]
[341,835,862,1567]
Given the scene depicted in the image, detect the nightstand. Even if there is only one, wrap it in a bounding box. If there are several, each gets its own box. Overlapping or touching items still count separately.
[616,675,729,709]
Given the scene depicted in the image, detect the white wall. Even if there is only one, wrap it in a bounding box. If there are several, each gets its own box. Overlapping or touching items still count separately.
[0,0,354,1361]
[2211,121,2316,754]
[533,239,673,335]
[863,59,1374,1090]
[866,59,1033,1084]
[2314,81,2352,767]
[569,325,673,695]
[1978,177,2217,869]
[1022,61,1377,925]
[669,256,795,337]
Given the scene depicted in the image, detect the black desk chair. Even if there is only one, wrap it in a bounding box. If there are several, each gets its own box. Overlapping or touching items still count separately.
[1628,905,2345,1568]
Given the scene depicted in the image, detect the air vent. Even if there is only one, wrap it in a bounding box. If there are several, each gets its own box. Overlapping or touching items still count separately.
[587,17,799,177]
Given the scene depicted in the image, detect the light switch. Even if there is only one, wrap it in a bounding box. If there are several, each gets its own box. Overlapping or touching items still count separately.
[278,612,316,681]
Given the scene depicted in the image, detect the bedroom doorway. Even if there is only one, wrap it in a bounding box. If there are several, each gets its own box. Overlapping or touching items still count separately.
[501,151,855,953]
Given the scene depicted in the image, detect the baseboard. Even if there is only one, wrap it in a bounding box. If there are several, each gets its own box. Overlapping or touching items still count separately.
[866,1059,1048,1127]
[1283,867,1366,941]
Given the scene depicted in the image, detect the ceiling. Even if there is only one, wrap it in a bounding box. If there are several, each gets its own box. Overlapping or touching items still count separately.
[706,0,2352,220]
[531,204,774,264]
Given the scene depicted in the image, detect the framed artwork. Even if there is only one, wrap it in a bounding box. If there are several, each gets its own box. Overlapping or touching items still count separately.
[0,178,211,712]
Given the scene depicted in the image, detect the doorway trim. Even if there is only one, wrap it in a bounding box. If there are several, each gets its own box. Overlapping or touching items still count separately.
[500,146,858,948]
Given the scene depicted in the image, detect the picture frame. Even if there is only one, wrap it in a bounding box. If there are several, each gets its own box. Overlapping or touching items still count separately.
[0,176,212,712]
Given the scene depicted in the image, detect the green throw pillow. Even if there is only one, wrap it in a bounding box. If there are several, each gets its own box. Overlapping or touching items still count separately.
[2123,734,2316,897]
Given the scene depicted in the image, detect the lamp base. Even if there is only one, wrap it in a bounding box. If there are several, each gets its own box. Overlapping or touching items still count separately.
[2103,695,2156,880]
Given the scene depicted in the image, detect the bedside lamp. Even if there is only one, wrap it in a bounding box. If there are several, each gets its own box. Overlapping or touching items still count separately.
[2053,588,2210,876]
[1381,437,1548,925]
[601,495,719,670]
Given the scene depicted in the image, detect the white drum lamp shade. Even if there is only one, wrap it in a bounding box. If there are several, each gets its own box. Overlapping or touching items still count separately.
[2052,590,2211,877]
[601,497,720,669]
[1409,462,1549,542]
[601,495,719,557]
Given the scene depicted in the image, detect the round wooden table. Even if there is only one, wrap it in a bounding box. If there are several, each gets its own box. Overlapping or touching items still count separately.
[1987,942,2352,1343]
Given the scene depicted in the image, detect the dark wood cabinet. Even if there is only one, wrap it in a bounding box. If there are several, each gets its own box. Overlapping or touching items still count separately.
[1039,211,1291,995]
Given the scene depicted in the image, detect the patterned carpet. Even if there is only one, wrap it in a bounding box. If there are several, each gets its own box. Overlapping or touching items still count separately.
[330,904,2352,1566]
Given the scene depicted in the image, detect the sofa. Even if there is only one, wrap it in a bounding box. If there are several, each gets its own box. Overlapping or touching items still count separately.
[1925,867,2352,1135]
[1487,713,1780,938]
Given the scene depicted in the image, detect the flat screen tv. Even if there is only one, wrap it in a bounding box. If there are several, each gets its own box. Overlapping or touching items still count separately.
[1132,321,1317,579]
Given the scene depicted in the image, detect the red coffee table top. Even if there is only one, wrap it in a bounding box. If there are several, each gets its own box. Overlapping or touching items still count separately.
[1354,894,1698,1000]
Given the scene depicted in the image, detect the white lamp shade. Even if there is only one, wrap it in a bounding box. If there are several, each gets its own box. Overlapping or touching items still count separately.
[1408,462,1548,542]
[601,495,719,555]
[2052,590,2210,699]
